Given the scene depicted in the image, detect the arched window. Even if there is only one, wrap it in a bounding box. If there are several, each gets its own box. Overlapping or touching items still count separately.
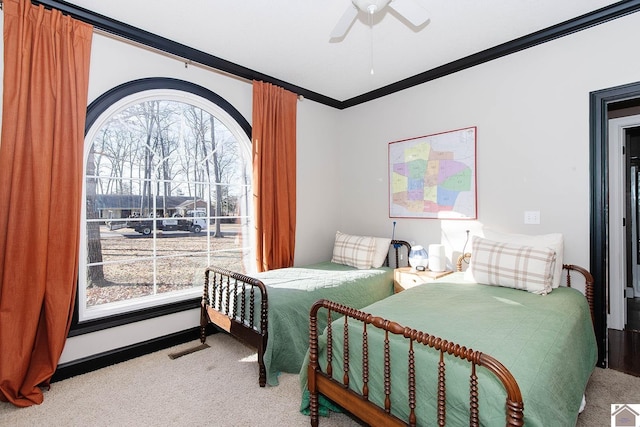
[76,78,253,326]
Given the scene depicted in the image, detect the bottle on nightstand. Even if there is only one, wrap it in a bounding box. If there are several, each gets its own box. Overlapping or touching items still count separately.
[408,245,429,271]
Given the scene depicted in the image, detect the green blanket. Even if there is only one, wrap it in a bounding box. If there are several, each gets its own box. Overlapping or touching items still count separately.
[300,277,597,426]
[255,261,394,386]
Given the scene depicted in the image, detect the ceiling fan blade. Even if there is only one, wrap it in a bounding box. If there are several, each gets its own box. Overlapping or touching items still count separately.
[388,0,429,27]
[330,4,359,39]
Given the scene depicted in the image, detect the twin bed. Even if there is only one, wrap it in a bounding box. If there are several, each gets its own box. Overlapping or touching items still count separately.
[200,234,411,386]
[201,231,597,426]
[302,264,596,426]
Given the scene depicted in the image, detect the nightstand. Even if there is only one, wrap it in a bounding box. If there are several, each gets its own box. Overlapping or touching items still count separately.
[393,267,453,293]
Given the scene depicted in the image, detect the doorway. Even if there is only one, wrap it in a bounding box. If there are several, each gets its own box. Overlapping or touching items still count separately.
[609,116,640,331]
[625,126,640,333]
[590,83,640,371]
[608,117,640,376]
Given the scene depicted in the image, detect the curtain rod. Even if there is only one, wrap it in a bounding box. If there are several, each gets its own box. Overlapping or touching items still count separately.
[91,29,304,100]
[9,0,332,106]
[0,0,239,82]
[92,27,253,84]
[0,1,306,102]
[0,0,246,84]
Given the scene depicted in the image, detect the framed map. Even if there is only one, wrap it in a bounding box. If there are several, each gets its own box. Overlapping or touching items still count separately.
[389,126,477,219]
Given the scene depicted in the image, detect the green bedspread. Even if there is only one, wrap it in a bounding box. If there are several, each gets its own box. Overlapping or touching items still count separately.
[300,275,597,426]
[255,261,394,386]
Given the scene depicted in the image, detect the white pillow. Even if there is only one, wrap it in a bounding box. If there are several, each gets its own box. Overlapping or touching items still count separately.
[331,231,376,269]
[483,229,564,288]
[372,238,392,268]
[467,236,556,295]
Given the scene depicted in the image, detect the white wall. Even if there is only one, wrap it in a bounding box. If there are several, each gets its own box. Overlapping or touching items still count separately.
[336,11,640,271]
[294,99,343,265]
[0,31,341,364]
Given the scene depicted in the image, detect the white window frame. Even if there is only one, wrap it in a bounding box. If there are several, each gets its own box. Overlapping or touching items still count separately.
[78,87,253,323]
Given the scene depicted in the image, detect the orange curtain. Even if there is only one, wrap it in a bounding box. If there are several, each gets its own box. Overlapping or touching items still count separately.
[252,81,297,272]
[0,0,92,407]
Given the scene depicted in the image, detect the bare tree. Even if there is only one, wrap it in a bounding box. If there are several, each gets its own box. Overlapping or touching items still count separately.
[84,98,247,291]
[181,105,244,236]
[86,146,104,283]
[128,100,178,216]
[209,115,224,236]
[183,105,210,200]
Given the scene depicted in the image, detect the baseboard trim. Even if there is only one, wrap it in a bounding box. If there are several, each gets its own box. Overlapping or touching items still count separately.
[52,324,218,382]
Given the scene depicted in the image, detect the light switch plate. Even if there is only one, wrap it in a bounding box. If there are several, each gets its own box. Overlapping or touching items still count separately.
[524,211,540,224]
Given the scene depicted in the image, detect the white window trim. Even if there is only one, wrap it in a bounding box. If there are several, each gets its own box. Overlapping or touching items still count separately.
[78,88,253,322]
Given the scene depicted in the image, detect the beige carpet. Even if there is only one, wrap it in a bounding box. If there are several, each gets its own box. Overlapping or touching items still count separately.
[0,333,638,426]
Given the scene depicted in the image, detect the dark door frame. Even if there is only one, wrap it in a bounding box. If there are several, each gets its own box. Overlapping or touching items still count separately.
[590,81,640,367]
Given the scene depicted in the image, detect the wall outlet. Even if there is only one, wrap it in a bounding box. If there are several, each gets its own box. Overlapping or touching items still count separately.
[524,210,540,224]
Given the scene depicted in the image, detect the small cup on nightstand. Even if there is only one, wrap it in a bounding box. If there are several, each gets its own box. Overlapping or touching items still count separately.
[428,244,446,272]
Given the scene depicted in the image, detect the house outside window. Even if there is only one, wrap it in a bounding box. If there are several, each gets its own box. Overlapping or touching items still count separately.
[75,79,253,328]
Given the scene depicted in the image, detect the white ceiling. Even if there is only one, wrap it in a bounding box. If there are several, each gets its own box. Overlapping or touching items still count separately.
[65,0,621,102]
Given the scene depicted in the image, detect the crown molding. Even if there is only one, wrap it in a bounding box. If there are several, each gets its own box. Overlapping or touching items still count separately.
[34,0,640,110]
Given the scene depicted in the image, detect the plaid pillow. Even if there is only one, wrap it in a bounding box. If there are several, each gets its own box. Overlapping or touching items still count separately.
[483,229,564,288]
[331,231,376,270]
[468,236,556,295]
[372,237,392,268]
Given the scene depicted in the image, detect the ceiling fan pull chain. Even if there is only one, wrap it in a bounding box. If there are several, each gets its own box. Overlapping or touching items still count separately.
[369,7,375,75]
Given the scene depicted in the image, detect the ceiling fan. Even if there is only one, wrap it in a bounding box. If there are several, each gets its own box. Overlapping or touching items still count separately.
[331,0,430,39]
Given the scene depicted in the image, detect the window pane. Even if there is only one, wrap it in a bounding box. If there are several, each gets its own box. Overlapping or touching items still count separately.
[80,91,252,322]
[86,259,156,306]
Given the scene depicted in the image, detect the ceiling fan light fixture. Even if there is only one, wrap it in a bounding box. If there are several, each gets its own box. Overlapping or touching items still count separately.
[352,0,391,14]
